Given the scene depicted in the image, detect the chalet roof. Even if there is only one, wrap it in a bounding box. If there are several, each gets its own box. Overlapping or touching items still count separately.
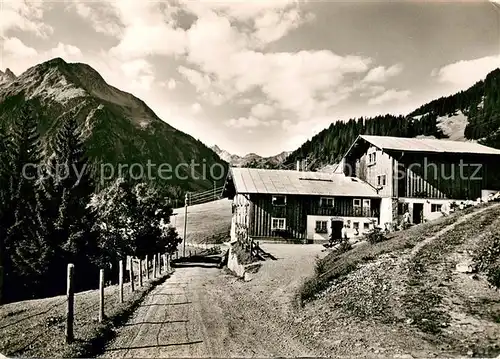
[360,135,500,155]
[228,167,380,197]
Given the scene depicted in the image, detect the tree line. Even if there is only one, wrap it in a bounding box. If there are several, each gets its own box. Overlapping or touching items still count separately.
[0,105,182,303]
[283,67,500,170]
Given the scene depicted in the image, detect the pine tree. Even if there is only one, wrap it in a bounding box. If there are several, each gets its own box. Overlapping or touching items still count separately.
[50,116,99,276]
[4,106,52,300]
[0,128,11,303]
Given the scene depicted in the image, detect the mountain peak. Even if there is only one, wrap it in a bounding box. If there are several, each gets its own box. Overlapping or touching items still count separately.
[43,57,68,68]
[4,68,16,79]
[0,67,16,86]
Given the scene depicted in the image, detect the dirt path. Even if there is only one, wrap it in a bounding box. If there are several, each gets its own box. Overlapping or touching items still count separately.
[101,244,325,358]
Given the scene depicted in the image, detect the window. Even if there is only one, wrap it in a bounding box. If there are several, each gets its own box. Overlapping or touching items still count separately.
[315,220,328,233]
[272,195,286,206]
[368,151,377,165]
[363,199,371,208]
[320,197,334,207]
[271,217,286,230]
[347,220,351,228]
[364,222,370,230]
[431,204,442,212]
[353,222,359,229]
[377,175,387,186]
[353,199,361,207]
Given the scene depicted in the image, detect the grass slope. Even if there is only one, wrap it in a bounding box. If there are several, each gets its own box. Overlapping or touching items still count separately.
[296,202,500,357]
[174,199,232,244]
[0,270,172,357]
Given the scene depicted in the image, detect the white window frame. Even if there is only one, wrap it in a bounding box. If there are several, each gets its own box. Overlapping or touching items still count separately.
[353,198,361,207]
[363,199,371,208]
[315,220,328,233]
[272,195,287,206]
[320,197,334,207]
[271,217,286,230]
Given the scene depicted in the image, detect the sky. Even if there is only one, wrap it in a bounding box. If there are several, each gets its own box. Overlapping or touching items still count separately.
[1,0,500,157]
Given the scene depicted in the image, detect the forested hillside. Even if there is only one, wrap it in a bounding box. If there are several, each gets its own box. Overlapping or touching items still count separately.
[285,68,500,169]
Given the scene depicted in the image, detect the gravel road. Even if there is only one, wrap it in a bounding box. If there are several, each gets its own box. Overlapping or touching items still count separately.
[101,243,326,358]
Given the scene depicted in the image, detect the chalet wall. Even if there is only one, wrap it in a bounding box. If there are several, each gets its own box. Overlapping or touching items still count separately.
[398,197,460,223]
[379,197,394,228]
[306,215,378,242]
[249,194,380,240]
[231,193,251,242]
[396,153,495,200]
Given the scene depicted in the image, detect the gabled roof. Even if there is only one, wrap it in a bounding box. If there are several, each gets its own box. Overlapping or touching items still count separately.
[227,167,380,197]
[360,135,500,155]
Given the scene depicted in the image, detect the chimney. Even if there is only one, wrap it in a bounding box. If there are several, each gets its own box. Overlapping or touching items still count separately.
[296,160,301,171]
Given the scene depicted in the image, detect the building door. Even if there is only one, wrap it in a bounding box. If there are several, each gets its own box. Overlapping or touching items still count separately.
[413,203,424,224]
[331,220,343,240]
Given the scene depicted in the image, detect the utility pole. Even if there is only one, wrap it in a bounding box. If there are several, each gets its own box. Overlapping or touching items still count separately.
[183,192,188,257]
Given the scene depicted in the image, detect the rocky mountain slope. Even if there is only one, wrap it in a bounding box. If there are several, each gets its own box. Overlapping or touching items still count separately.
[211,145,290,168]
[0,58,227,194]
[285,68,500,170]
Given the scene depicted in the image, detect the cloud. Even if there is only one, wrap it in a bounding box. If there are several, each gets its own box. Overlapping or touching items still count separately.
[359,84,386,97]
[120,58,155,91]
[368,89,411,105]
[250,103,276,119]
[224,116,278,128]
[191,102,202,114]
[49,43,83,58]
[432,55,500,91]
[3,37,38,57]
[0,1,53,38]
[252,8,312,45]
[70,2,122,37]
[165,79,177,90]
[362,64,403,83]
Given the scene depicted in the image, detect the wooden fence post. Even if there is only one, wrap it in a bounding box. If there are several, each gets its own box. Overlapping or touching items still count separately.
[164,254,168,273]
[153,254,156,279]
[145,255,149,280]
[99,269,104,323]
[129,256,135,293]
[139,259,143,287]
[119,260,124,303]
[66,263,74,344]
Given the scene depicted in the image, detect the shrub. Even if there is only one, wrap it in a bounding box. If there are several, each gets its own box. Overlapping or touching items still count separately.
[314,256,327,276]
[366,226,388,244]
[474,234,500,288]
[337,240,353,254]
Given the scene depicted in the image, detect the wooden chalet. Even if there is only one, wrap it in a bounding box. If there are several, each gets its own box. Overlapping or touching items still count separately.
[223,167,381,244]
[341,135,500,226]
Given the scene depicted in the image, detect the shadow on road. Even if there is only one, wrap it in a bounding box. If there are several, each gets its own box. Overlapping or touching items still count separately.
[104,340,204,352]
[123,320,189,326]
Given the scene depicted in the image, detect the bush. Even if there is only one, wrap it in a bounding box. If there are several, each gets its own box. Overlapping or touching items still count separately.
[474,234,500,288]
[337,240,353,254]
[314,256,327,276]
[366,226,388,244]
